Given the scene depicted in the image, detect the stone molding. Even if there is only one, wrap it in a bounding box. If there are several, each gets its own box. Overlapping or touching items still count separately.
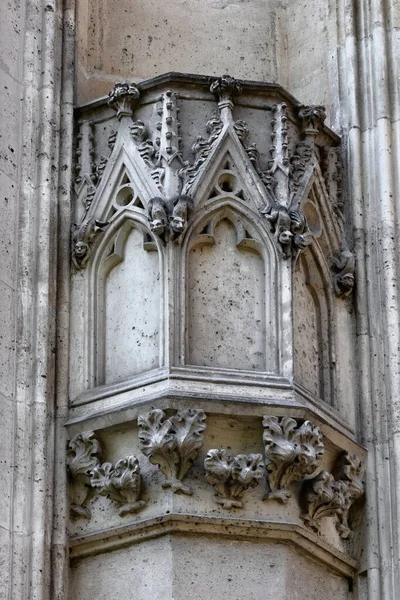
[69,514,358,578]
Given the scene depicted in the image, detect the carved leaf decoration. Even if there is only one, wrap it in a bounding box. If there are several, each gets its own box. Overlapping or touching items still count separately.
[138,409,179,480]
[67,431,102,477]
[204,449,234,497]
[263,416,324,494]
[205,449,263,507]
[230,453,264,499]
[91,456,145,516]
[301,451,365,537]
[170,409,206,480]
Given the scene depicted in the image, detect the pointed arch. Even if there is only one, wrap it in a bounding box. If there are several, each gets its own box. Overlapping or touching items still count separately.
[89,212,165,387]
[293,241,336,406]
[180,198,281,374]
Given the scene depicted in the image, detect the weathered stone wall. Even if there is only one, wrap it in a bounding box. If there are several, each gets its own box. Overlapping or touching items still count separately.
[75,0,287,105]
[0,0,26,590]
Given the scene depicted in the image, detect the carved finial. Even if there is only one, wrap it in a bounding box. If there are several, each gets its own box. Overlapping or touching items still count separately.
[298,105,326,137]
[332,249,355,298]
[67,431,102,519]
[263,416,324,504]
[138,409,206,495]
[301,451,365,538]
[91,456,146,517]
[210,74,242,123]
[108,82,140,119]
[204,449,264,509]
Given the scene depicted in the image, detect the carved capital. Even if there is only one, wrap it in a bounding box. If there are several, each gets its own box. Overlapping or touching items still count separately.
[67,432,102,519]
[91,455,146,517]
[263,416,324,503]
[205,449,264,509]
[108,82,140,119]
[301,451,365,538]
[138,408,206,495]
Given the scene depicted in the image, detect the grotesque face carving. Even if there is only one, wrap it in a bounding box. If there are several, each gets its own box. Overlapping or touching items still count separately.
[338,273,355,290]
[150,219,165,236]
[170,217,185,233]
[74,241,88,258]
[278,230,293,245]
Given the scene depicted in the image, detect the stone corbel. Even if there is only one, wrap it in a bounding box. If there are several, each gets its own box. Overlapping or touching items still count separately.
[263,416,324,504]
[67,431,102,519]
[301,451,365,538]
[91,456,146,517]
[204,449,264,509]
[138,408,206,495]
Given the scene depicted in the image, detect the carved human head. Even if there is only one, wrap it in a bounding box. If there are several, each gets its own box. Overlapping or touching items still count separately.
[150,219,165,236]
[278,230,293,245]
[74,241,88,258]
[170,217,185,233]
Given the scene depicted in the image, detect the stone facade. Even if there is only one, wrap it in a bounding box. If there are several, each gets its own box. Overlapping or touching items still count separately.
[0,1,399,599]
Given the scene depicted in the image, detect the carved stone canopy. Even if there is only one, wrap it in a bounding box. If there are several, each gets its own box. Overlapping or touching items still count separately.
[70,72,353,413]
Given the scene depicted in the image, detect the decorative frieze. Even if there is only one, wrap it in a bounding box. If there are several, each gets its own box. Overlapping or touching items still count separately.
[301,451,365,538]
[263,416,324,504]
[67,431,102,518]
[91,456,146,516]
[204,449,264,508]
[138,409,206,494]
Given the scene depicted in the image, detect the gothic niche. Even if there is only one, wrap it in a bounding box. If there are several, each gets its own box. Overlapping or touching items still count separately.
[96,220,162,385]
[186,209,274,372]
[293,245,333,403]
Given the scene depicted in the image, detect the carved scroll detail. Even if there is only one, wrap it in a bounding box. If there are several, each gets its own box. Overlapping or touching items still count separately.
[91,456,146,517]
[138,409,206,495]
[263,416,324,504]
[205,449,264,509]
[67,432,102,519]
[301,451,365,538]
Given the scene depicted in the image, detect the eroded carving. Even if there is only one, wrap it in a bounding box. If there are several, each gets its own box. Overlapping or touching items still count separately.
[138,408,206,494]
[332,249,355,298]
[262,203,310,258]
[298,105,326,136]
[210,74,242,106]
[91,456,146,517]
[181,116,223,192]
[108,82,140,119]
[147,195,193,241]
[71,217,108,270]
[263,416,324,503]
[301,451,365,538]
[205,449,264,509]
[67,431,102,519]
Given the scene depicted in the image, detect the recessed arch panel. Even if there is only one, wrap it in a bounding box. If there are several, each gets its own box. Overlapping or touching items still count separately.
[185,204,278,373]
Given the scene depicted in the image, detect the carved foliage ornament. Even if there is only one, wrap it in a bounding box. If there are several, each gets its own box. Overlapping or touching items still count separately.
[108,82,140,119]
[263,416,324,504]
[91,456,146,516]
[301,451,365,538]
[138,409,206,494]
[204,449,264,509]
[67,431,102,518]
